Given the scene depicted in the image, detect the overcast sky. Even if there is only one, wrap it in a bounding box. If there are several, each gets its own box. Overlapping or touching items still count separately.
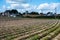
[0,0,60,13]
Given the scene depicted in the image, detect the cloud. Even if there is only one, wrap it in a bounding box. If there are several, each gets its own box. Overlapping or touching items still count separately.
[37,3,60,10]
[5,0,60,13]
[21,4,30,8]
[6,0,29,4]
[7,6,11,9]
[9,3,30,10]
[37,3,60,13]
[37,3,49,9]
[6,0,17,3]
[10,3,20,9]
[6,0,36,12]
[6,0,31,10]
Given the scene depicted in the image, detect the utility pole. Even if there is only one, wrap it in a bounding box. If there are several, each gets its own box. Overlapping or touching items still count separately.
[54,7,57,19]
[8,12,10,17]
[25,11,28,16]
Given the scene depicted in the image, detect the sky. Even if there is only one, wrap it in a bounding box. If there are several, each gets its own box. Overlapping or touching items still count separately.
[0,0,60,14]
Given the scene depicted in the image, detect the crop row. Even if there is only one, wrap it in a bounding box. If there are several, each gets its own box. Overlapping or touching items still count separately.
[14,20,58,40]
[0,19,58,40]
[26,20,60,40]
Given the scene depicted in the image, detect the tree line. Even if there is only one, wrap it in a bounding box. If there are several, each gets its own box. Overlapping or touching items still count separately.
[0,9,60,19]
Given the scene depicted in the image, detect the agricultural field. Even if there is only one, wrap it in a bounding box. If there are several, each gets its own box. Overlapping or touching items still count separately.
[0,17,60,40]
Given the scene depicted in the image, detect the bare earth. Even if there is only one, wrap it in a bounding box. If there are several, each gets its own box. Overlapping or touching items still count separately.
[0,18,60,40]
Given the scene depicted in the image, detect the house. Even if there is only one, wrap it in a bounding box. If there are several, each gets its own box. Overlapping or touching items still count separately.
[3,9,19,17]
[46,12,54,16]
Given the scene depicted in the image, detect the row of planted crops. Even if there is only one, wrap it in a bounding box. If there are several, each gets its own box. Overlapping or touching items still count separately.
[26,20,60,40]
[0,18,60,40]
